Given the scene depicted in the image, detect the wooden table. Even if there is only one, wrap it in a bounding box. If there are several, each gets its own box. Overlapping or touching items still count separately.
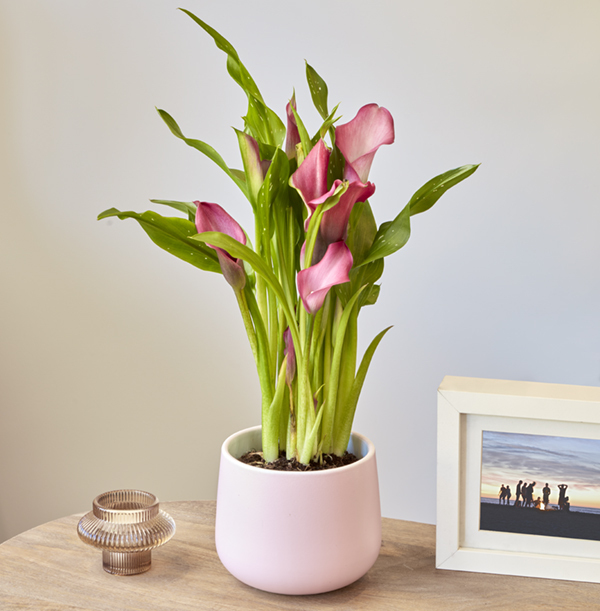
[1,501,599,610]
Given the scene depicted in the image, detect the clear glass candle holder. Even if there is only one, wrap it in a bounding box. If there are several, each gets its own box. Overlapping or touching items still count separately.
[77,490,176,575]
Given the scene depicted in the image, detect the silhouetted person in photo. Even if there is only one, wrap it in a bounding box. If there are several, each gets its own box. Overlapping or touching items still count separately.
[542,483,551,508]
[514,480,523,507]
[520,482,528,507]
[505,485,511,505]
[528,482,536,508]
[499,485,506,504]
[558,484,568,509]
[522,482,532,508]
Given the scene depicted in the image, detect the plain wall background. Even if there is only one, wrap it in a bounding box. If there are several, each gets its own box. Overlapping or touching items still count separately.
[1,0,599,543]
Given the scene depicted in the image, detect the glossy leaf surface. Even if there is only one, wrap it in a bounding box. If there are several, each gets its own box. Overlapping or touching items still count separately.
[98,208,221,273]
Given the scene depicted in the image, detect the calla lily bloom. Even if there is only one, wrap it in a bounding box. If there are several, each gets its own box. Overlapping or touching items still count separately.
[320,180,376,246]
[194,201,247,290]
[297,241,353,315]
[303,180,375,266]
[335,104,394,183]
[292,139,376,265]
[290,139,337,214]
[285,95,301,160]
[236,131,270,201]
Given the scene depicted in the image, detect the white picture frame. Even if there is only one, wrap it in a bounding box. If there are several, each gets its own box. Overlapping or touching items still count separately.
[436,375,600,583]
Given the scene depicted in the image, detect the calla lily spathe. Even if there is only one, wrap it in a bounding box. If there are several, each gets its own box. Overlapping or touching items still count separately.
[297,241,353,315]
[335,104,395,183]
[303,180,376,266]
[194,201,247,290]
[291,138,376,265]
[236,132,270,201]
[289,138,335,215]
[285,95,301,160]
[320,181,376,246]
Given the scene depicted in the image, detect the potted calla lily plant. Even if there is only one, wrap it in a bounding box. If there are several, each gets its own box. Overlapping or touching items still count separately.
[99,9,477,595]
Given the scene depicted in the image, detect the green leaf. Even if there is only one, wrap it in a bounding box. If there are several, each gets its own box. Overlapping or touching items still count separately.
[244,94,286,147]
[150,199,196,221]
[179,10,285,147]
[97,208,221,273]
[299,402,325,465]
[332,326,393,455]
[311,103,340,147]
[408,164,479,216]
[230,168,247,183]
[262,358,288,463]
[359,202,411,267]
[347,200,378,266]
[363,284,381,306]
[336,258,384,308]
[157,108,248,198]
[358,164,479,267]
[258,148,289,239]
[327,144,345,189]
[305,61,329,120]
[180,9,262,101]
[321,286,366,453]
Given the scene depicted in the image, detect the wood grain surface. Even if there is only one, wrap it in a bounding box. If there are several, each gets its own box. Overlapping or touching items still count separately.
[1,501,599,610]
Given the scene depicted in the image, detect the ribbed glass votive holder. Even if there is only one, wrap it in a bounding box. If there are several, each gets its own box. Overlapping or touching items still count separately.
[77,490,175,575]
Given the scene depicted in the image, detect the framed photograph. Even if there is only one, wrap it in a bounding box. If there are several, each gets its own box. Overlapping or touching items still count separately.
[436,375,600,583]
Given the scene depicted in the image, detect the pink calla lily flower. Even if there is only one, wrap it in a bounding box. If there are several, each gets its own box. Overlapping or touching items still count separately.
[320,180,376,246]
[335,104,394,183]
[290,139,338,214]
[290,138,348,237]
[297,241,353,315]
[195,201,247,290]
[236,131,270,201]
[292,139,376,265]
[285,95,301,160]
[304,180,376,266]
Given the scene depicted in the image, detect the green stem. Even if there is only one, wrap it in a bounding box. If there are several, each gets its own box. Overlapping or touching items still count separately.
[296,316,315,463]
[263,358,288,462]
[255,224,269,325]
[241,286,273,414]
[234,288,258,366]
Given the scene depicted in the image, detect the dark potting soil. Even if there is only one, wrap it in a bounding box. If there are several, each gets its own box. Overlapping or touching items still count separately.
[238,450,358,471]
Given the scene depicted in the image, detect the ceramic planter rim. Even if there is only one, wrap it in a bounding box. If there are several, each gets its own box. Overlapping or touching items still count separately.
[221,424,375,476]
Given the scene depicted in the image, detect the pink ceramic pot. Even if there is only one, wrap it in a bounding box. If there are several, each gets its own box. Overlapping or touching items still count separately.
[215,425,381,595]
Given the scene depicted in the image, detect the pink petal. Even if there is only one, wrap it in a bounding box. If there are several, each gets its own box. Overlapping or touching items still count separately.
[335,104,394,183]
[320,181,376,246]
[303,179,344,231]
[289,139,330,206]
[195,201,247,290]
[194,201,246,246]
[285,95,301,159]
[215,249,246,290]
[297,242,353,314]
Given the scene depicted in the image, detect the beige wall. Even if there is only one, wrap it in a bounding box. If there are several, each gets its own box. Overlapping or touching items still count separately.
[1,0,599,542]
